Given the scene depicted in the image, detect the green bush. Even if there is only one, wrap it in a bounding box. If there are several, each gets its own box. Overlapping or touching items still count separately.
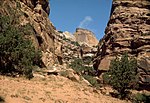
[133,93,150,103]
[0,96,5,102]
[103,52,138,99]
[0,15,41,79]
[83,56,92,65]
[70,41,80,46]
[141,32,150,36]
[63,37,70,42]
[58,31,63,33]
[83,75,100,88]
[69,58,84,74]
[69,58,100,87]
[69,58,95,75]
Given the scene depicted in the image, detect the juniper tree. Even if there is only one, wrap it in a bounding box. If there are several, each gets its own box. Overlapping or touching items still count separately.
[0,15,41,79]
[103,52,138,99]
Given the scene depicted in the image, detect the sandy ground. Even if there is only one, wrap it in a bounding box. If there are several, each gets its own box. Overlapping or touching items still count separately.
[0,75,129,103]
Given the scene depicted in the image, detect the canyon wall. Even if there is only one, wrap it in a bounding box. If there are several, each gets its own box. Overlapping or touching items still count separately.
[94,0,150,88]
[0,0,58,67]
[0,0,98,68]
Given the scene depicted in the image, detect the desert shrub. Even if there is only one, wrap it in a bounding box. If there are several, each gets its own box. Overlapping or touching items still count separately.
[83,56,92,65]
[69,58,84,74]
[58,31,63,33]
[16,2,21,9]
[63,37,70,42]
[103,52,138,99]
[132,93,150,103]
[141,32,150,36]
[74,41,80,46]
[59,71,68,77]
[83,75,100,88]
[0,96,5,102]
[69,58,95,75]
[20,23,35,35]
[70,41,80,46]
[102,72,110,85]
[0,15,41,79]
[69,58,100,87]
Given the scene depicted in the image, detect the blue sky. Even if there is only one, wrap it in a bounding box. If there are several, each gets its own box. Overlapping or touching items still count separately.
[49,0,112,40]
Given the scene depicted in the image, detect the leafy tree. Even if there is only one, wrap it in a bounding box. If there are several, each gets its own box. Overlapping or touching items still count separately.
[103,52,138,99]
[0,15,41,79]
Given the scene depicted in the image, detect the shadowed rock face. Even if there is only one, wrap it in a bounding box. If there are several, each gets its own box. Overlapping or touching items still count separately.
[94,0,150,88]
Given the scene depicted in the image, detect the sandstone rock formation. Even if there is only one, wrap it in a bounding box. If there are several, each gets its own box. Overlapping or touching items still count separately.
[74,28,99,47]
[53,29,98,66]
[20,0,50,15]
[62,31,76,41]
[0,0,58,67]
[94,0,150,88]
[0,0,99,70]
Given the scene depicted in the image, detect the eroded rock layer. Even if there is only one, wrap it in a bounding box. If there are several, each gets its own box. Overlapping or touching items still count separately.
[0,0,57,67]
[0,0,98,69]
[94,0,150,88]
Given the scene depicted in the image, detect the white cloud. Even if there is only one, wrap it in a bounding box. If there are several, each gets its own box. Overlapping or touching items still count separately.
[78,16,93,28]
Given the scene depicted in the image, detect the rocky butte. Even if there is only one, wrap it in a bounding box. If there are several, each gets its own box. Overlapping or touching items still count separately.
[74,28,98,47]
[94,0,150,89]
[54,28,99,66]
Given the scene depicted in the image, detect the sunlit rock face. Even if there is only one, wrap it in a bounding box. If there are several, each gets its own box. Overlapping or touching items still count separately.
[74,28,98,47]
[94,0,150,89]
[20,0,50,15]
[73,28,99,65]
[0,0,57,67]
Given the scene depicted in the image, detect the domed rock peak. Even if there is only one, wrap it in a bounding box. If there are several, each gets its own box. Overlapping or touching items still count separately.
[74,28,99,47]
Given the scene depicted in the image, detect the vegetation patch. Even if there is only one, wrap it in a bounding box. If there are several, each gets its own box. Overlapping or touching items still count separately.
[63,37,70,42]
[103,52,138,99]
[0,14,41,79]
[132,93,150,103]
[83,75,100,88]
[141,32,150,36]
[69,58,100,87]
[70,41,80,46]
[0,96,5,102]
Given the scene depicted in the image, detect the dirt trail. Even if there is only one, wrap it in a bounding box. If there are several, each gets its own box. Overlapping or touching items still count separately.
[0,75,129,103]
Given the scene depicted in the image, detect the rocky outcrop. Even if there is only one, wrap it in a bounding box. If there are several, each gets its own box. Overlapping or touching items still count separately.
[94,0,150,88]
[0,0,57,67]
[0,0,98,83]
[72,28,98,63]
[62,31,76,41]
[74,28,98,47]
[20,0,50,15]
[53,29,98,66]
